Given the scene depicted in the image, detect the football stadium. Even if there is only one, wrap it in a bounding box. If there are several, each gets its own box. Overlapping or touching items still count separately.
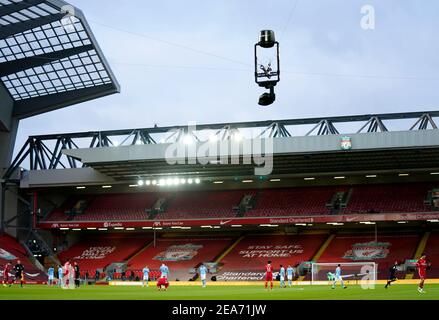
[1,0,439,308]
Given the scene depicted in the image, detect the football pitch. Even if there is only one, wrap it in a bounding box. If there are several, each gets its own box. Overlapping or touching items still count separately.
[0,284,438,300]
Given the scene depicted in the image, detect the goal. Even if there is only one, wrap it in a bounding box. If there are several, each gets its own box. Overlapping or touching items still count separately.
[311,262,377,287]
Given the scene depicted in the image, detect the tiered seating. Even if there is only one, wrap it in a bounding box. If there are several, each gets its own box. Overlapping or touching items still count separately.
[155,190,249,220]
[58,234,150,273]
[47,196,88,221]
[245,187,342,217]
[0,235,46,283]
[344,184,431,214]
[82,193,157,220]
[317,233,420,279]
[45,183,436,222]
[127,236,235,281]
[217,234,327,280]
[48,193,158,221]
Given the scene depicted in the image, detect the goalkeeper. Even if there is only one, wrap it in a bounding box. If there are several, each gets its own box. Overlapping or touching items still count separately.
[327,272,335,281]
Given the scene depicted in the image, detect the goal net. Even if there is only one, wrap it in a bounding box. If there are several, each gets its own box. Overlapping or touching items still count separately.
[311,262,377,287]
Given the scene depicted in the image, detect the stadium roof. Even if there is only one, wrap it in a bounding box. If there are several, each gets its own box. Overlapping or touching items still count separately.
[4,111,439,187]
[62,129,439,180]
[0,0,119,120]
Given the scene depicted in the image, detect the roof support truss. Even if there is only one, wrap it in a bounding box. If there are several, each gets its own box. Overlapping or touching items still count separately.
[2,111,439,180]
[0,0,46,18]
[0,44,94,77]
[411,114,438,130]
[357,116,388,133]
[306,120,339,136]
[0,13,64,39]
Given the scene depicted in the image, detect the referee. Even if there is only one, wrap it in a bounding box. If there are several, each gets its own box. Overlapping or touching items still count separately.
[385,261,399,289]
[14,260,25,288]
[74,262,80,288]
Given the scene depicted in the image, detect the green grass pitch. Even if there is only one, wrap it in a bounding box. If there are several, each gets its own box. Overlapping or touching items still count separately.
[0,284,438,300]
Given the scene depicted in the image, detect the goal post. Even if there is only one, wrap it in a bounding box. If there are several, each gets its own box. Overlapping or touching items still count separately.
[311,262,377,287]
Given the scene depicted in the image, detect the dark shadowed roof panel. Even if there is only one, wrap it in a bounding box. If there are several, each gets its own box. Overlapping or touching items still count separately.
[0,0,119,119]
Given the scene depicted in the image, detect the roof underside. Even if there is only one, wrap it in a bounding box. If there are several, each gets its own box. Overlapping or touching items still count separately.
[0,0,119,119]
[62,129,439,181]
[4,111,438,187]
[88,146,439,181]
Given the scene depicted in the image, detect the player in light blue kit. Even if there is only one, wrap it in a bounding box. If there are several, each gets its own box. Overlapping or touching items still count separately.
[199,264,208,288]
[57,265,63,286]
[159,263,169,279]
[287,265,295,287]
[279,265,286,288]
[47,266,54,286]
[332,264,347,289]
[142,266,150,287]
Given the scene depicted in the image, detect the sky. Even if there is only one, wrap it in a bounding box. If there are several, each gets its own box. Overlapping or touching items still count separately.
[13,0,439,151]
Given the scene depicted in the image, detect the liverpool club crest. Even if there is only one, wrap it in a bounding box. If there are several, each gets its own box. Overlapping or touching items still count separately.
[343,241,391,260]
[340,136,352,150]
[154,243,203,261]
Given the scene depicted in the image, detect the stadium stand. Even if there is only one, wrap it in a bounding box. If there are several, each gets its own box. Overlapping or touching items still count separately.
[343,184,432,214]
[47,196,92,221]
[155,190,250,220]
[244,187,344,217]
[81,193,158,221]
[127,236,236,281]
[57,234,150,277]
[317,233,421,279]
[48,193,158,221]
[45,183,436,223]
[0,235,46,283]
[217,234,328,281]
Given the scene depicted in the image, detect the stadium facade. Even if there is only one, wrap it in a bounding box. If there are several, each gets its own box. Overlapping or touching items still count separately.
[2,110,439,283]
[1,1,439,285]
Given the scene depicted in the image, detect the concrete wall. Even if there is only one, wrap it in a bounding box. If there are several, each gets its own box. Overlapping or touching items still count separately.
[3,186,18,238]
[0,83,16,172]
[0,83,18,237]
[21,167,114,188]
[0,84,13,132]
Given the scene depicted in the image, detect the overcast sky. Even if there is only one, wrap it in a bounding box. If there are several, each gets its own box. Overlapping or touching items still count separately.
[14,0,439,150]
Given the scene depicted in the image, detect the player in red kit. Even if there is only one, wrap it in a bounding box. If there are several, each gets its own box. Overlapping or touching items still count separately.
[156,276,169,291]
[3,263,12,287]
[264,260,273,290]
[416,253,430,293]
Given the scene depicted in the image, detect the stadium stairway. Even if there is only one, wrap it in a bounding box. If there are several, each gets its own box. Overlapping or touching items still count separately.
[214,235,245,264]
[405,231,431,279]
[125,240,154,266]
[189,235,245,281]
[298,233,335,281]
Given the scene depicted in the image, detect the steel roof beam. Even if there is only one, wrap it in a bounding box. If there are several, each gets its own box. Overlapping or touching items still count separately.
[0,44,94,77]
[0,12,64,39]
[12,83,117,119]
[410,113,438,130]
[23,111,439,140]
[0,0,46,18]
